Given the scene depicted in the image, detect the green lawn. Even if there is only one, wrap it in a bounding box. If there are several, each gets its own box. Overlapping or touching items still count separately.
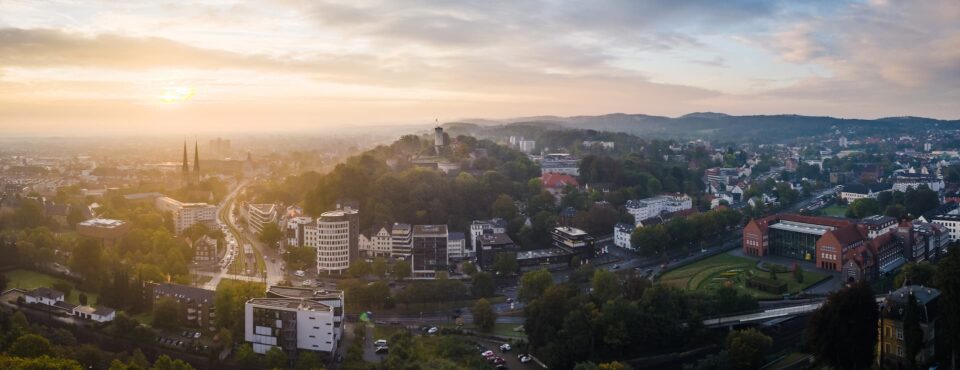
[658,253,829,299]
[372,324,408,341]
[821,204,848,217]
[3,269,99,306]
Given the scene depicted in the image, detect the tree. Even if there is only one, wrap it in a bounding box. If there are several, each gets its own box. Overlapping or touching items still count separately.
[591,269,619,304]
[895,262,936,287]
[78,292,88,306]
[348,260,371,278]
[518,269,554,303]
[371,257,388,278]
[234,343,261,370]
[493,253,518,275]
[392,260,411,281]
[472,298,496,332]
[491,194,518,220]
[471,272,495,298]
[846,198,881,218]
[9,334,53,358]
[462,261,478,277]
[52,281,72,301]
[903,293,924,369]
[792,263,804,284]
[0,354,84,370]
[152,355,194,370]
[14,199,46,229]
[725,329,772,370]
[153,297,180,330]
[67,206,85,227]
[257,223,283,248]
[71,238,103,286]
[293,351,323,370]
[805,281,878,370]
[935,248,960,369]
[264,347,288,369]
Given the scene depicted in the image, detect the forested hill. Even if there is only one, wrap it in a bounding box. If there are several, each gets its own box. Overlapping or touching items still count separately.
[444,113,960,143]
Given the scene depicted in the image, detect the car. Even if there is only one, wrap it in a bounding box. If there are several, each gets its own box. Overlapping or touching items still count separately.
[374,339,388,347]
[302,280,313,287]
[612,264,620,270]
[182,331,190,337]
[519,355,532,363]
[481,350,494,358]
[193,332,201,339]
[294,270,305,277]
[499,343,512,352]
[495,365,508,370]
[427,327,438,335]
[375,346,389,354]
[493,357,506,365]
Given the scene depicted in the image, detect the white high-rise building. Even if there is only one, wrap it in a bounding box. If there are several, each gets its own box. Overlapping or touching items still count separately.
[247,204,278,234]
[245,286,344,356]
[314,209,357,274]
[154,196,217,234]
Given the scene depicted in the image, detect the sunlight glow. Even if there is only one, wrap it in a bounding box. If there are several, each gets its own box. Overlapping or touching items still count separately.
[160,85,195,103]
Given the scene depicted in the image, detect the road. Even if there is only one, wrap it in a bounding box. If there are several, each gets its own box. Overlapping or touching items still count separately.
[201,180,249,290]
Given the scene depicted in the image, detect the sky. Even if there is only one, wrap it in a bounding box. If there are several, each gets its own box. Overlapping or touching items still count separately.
[0,0,957,135]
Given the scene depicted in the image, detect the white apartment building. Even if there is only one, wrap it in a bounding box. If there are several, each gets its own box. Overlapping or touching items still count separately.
[469,219,507,258]
[359,225,392,257]
[154,196,217,234]
[247,203,278,234]
[519,140,537,154]
[625,194,692,222]
[314,210,355,274]
[285,216,314,247]
[892,174,944,193]
[613,223,634,250]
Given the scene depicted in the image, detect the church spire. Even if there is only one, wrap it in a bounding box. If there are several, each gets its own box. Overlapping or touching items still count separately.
[193,140,200,174]
[182,140,189,173]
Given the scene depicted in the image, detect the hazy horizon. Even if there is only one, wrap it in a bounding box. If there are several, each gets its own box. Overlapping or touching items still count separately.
[1,0,958,135]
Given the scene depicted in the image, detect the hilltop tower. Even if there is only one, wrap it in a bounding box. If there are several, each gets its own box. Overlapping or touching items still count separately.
[434,124,443,155]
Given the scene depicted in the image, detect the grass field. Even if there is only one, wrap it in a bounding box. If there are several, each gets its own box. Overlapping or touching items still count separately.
[658,253,829,299]
[3,269,99,306]
[820,204,848,217]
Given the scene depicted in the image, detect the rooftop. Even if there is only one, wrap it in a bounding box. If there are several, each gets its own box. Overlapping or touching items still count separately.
[267,286,344,301]
[248,298,332,312]
[153,283,215,304]
[554,226,588,236]
[77,218,127,228]
[768,220,835,235]
[413,224,448,235]
[27,287,64,300]
[518,247,570,260]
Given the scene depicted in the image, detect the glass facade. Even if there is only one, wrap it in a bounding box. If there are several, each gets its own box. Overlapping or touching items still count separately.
[768,228,819,261]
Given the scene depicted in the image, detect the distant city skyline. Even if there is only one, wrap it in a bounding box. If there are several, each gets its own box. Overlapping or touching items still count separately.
[0,0,957,135]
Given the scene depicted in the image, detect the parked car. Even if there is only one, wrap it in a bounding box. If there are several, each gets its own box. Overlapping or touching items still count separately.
[427,327,438,335]
[499,343,512,352]
[294,270,305,277]
[374,339,388,347]
[375,346,389,354]
[481,350,494,358]
[519,355,532,363]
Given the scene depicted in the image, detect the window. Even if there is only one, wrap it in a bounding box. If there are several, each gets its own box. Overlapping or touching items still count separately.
[897,345,904,357]
[896,329,903,340]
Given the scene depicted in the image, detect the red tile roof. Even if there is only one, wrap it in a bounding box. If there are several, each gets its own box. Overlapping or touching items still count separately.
[541,173,579,188]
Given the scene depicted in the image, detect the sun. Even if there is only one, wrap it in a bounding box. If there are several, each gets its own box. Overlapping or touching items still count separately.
[160,85,195,103]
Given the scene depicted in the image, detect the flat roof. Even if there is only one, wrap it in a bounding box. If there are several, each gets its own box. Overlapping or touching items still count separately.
[518,247,570,259]
[78,218,126,228]
[554,226,588,236]
[768,220,834,235]
[248,298,332,311]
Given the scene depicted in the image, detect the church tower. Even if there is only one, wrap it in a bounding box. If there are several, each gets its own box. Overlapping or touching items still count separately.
[193,140,200,182]
[182,140,189,185]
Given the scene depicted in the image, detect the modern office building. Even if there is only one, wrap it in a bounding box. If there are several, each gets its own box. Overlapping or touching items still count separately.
[247,203,278,235]
[917,202,960,242]
[154,196,217,234]
[878,285,940,368]
[477,233,517,271]
[314,208,359,275]
[539,153,580,176]
[411,225,448,277]
[390,223,413,259]
[245,286,345,357]
[552,226,595,260]
[76,218,130,247]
